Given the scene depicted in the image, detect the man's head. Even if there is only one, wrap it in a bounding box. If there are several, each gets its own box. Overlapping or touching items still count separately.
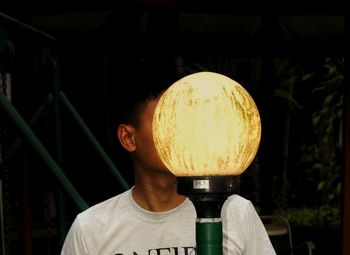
[117,94,168,174]
[108,56,178,175]
[109,56,177,128]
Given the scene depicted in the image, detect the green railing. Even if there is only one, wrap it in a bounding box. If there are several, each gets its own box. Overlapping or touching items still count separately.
[59,92,129,189]
[0,91,90,210]
[0,11,129,247]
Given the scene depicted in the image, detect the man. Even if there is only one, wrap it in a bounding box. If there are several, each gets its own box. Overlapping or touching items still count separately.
[61,56,276,255]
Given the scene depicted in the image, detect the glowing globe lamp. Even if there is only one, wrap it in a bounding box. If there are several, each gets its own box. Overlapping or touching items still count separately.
[153,71,261,255]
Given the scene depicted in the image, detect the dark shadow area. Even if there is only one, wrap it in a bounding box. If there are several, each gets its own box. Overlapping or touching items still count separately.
[0,3,345,254]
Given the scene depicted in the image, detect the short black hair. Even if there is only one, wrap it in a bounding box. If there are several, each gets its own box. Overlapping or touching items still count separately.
[107,55,178,127]
[105,55,178,184]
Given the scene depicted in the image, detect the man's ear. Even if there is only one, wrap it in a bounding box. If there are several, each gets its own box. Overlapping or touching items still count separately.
[117,124,136,152]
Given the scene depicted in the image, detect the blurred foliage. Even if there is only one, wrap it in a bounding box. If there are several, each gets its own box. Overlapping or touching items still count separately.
[279,57,344,228]
[298,57,344,206]
[278,205,341,228]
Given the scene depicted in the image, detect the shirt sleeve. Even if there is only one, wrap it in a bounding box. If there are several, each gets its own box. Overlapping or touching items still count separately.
[60,216,90,255]
[242,202,276,255]
[222,196,276,255]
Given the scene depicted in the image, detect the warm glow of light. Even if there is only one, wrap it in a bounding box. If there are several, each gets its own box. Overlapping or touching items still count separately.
[153,71,261,177]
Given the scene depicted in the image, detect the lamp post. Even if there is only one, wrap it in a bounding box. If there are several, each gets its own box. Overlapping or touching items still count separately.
[153,71,261,255]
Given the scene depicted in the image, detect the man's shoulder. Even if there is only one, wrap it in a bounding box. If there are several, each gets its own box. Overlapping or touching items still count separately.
[226,194,251,206]
[222,194,255,216]
[77,189,130,222]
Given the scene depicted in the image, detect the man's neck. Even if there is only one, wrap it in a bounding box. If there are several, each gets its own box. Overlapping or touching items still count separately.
[132,170,186,212]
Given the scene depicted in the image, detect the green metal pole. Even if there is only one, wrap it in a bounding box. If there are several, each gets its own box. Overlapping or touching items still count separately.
[0,12,56,42]
[51,55,68,245]
[59,91,129,190]
[196,218,223,255]
[0,90,89,211]
[7,94,54,159]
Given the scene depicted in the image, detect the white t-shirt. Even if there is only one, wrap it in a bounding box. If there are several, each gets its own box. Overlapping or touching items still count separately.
[61,189,275,255]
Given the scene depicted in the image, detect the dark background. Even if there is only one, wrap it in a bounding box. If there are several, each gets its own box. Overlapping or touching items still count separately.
[0,1,346,254]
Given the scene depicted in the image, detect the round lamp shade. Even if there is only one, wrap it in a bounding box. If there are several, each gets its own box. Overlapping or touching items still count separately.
[153,71,261,177]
